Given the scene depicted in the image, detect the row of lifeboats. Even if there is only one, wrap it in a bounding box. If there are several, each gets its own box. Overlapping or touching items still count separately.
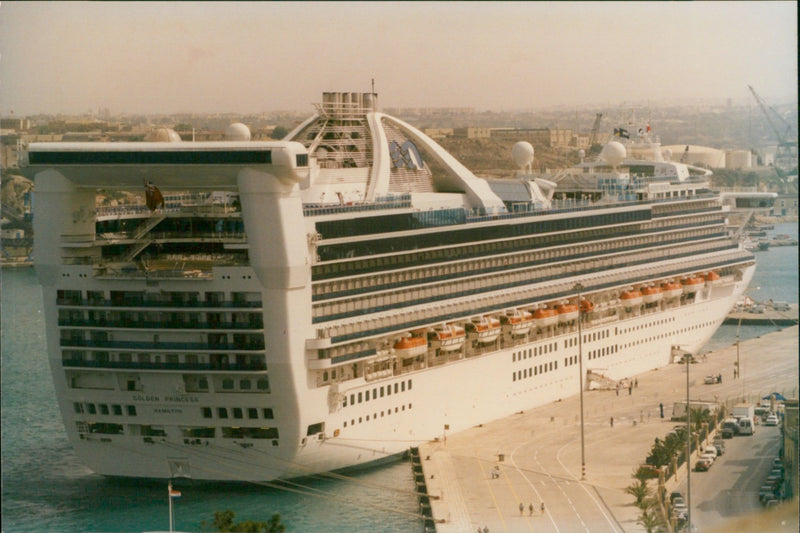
[390,271,722,358]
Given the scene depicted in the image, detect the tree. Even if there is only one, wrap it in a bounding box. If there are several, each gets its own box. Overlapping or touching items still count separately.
[636,506,662,533]
[202,510,286,533]
[625,479,651,508]
[270,126,288,139]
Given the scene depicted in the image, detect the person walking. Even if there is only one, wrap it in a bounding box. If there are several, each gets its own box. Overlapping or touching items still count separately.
[529,503,534,516]
[610,416,614,427]
[519,502,524,515]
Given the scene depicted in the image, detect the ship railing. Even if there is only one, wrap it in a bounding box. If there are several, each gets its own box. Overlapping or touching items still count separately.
[312,241,740,325]
[62,359,267,372]
[58,317,263,330]
[56,297,261,308]
[314,250,753,345]
[60,338,266,352]
[95,230,247,243]
[303,193,412,216]
[96,201,241,218]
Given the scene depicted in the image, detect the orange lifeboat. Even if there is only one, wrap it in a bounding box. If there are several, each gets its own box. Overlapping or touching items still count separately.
[661,281,683,300]
[466,316,502,343]
[681,277,705,294]
[393,335,428,358]
[428,324,466,352]
[532,306,559,328]
[500,309,534,336]
[704,271,721,286]
[641,285,663,304]
[620,289,643,308]
[579,299,594,313]
[555,303,579,323]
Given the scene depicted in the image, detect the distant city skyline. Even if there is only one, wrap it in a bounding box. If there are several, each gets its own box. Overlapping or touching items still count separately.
[0,1,797,116]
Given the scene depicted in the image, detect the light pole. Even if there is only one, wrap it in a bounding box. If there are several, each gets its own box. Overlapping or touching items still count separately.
[681,350,692,533]
[575,282,586,481]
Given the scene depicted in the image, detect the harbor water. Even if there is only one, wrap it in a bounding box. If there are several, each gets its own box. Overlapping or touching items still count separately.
[1,223,797,533]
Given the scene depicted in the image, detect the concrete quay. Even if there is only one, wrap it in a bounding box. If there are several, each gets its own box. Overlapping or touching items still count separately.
[419,326,798,532]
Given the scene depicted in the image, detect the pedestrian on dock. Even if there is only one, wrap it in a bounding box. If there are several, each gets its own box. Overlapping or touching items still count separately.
[628,383,632,395]
[610,416,614,427]
[659,402,664,418]
[529,503,534,516]
[635,378,638,388]
[541,502,545,513]
[519,502,524,515]
[616,384,619,396]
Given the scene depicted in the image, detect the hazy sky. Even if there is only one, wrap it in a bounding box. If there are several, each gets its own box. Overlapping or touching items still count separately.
[1,1,797,115]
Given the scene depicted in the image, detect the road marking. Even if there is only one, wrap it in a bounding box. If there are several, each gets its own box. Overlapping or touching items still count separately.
[476,452,508,532]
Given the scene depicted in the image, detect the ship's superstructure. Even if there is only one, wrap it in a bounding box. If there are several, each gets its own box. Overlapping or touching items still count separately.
[24,92,755,481]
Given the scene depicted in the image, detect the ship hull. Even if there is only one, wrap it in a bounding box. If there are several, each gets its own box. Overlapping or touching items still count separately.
[55,265,752,481]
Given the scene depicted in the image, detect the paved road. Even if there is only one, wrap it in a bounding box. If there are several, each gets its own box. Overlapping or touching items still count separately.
[421,325,798,533]
[674,423,784,530]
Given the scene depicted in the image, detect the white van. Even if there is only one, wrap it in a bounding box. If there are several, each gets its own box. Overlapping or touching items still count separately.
[738,417,754,435]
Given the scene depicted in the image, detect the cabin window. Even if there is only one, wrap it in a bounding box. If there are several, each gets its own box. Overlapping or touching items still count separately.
[112,405,123,416]
[126,405,137,416]
[262,408,274,419]
[202,407,212,419]
[217,408,228,419]
[100,404,109,415]
[248,408,258,419]
[233,408,243,419]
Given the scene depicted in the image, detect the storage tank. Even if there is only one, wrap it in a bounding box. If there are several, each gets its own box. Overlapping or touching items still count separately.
[726,150,752,169]
[661,145,726,168]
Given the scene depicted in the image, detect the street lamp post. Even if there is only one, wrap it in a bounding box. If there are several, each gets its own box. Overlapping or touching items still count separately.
[682,350,692,533]
[575,282,586,481]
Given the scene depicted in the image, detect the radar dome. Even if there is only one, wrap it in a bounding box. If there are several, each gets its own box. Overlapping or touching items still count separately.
[225,123,251,141]
[144,128,182,142]
[664,148,673,161]
[600,141,626,166]
[512,141,535,169]
[578,149,585,159]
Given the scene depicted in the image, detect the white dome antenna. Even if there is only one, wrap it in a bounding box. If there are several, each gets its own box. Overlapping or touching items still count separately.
[225,123,251,141]
[512,141,535,173]
[600,141,626,168]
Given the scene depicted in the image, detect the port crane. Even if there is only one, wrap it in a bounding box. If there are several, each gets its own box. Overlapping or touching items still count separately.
[747,85,798,182]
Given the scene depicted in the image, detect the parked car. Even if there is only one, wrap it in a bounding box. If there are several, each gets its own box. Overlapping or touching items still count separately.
[700,452,716,465]
[704,445,718,458]
[694,458,711,471]
[765,414,779,426]
[721,427,734,439]
[713,441,725,455]
[704,375,720,384]
[670,491,683,503]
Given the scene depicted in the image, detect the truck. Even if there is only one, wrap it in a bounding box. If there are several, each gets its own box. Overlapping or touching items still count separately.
[733,403,755,435]
[733,403,755,420]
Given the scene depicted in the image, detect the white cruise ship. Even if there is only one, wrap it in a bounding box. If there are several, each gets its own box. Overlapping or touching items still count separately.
[22,91,755,481]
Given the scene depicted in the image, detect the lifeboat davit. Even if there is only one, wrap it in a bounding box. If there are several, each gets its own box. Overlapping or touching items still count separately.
[681,277,705,294]
[579,299,594,313]
[393,335,428,358]
[661,281,683,300]
[466,316,502,344]
[428,324,466,352]
[641,286,663,304]
[620,289,643,308]
[555,303,580,323]
[704,271,721,286]
[500,309,534,336]
[532,307,559,328]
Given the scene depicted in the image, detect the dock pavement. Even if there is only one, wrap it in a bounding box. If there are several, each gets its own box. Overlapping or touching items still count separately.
[419,325,798,533]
